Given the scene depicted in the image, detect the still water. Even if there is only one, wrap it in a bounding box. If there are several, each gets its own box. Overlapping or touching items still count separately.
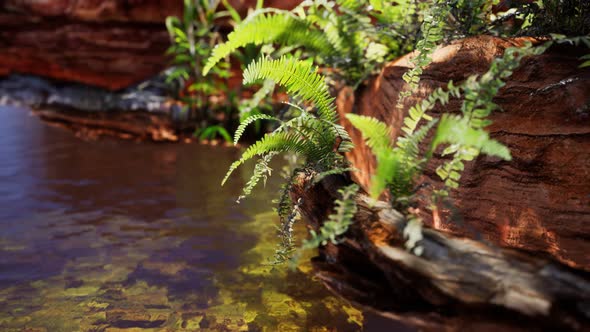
[0,107,407,331]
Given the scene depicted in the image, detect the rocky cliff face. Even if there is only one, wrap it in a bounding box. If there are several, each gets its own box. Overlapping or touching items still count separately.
[0,0,300,90]
[337,36,590,271]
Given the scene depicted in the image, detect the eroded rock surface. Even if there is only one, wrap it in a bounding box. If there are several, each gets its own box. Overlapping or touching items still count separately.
[337,36,590,270]
[0,0,301,90]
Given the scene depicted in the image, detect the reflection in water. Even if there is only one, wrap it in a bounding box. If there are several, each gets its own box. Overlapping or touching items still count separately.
[0,107,409,331]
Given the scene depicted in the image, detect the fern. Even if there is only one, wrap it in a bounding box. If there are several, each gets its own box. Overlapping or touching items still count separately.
[302,183,360,248]
[347,114,436,202]
[270,169,303,265]
[434,41,551,192]
[237,152,276,203]
[233,113,279,145]
[203,12,334,75]
[401,82,459,136]
[346,114,393,157]
[243,56,338,123]
[432,115,511,190]
[432,114,511,158]
[223,57,352,204]
[399,0,449,101]
[222,131,313,186]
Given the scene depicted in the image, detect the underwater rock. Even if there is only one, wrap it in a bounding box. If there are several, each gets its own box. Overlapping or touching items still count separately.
[106,308,168,328]
[337,36,590,271]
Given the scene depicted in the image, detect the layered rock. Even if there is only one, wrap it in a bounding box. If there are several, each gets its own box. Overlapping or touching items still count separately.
[0,0,301,90]
[337,36,590,271]
[291,174,590,331]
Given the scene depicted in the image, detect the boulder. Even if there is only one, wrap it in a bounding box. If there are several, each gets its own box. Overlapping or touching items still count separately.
[337,36,590,271]
[0,0,301,90]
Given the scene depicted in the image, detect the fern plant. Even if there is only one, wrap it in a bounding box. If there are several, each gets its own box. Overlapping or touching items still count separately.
[222,57,353,201]
[166,0,233,112]
[220,56,358,263]
[302,184,359,249]
[349,41,552,207]
[399,0,449,100]
[434,40,551,194]
[204,0,424,87]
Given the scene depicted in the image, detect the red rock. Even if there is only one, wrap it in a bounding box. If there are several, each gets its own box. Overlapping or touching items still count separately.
[0,0,301,90]
[338,36,590,270]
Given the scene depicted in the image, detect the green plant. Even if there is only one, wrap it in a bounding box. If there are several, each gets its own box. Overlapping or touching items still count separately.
[301,183,360,249]
[434,41,551,194]
[166,0,234,112]
[399,0,449,101]
[194,125,232,142]
[204,0,425,87]
[349,41,551,210]
[222,56,353,199]
[220,56,357,263]
[523,0,590,36]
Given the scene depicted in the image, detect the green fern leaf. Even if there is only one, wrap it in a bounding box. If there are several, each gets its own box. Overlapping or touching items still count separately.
[237,152,276,202]
[345,114,392,153]
[302,183,359,248]
[222,132,312,186]
[243,57,338,123]
[233,114,279,145]
[203,13,334,75]
[432,114,511,160]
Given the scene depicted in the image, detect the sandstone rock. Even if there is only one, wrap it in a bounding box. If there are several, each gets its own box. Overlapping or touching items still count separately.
[0,0,301,90]
[337,36,590,271]
[3,0,299,22]
[290,174,590,331]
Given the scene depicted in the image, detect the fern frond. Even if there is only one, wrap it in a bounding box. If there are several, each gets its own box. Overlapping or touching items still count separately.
[302,183,359,248]
[239,78,276,118]
[233,113,279,145]
[462,41,550,129]
[401,83,459,136]
[433,114,511,190]
[243,57,338,123]
[221,131,313,185]
[348,113,436,201]
[431,41,550,193]
[432,114,511,160]
[203,13,334,75]
[397,118,438,161]
[400,0,448,95]
[345,114,393,153]
[237,152,276,202]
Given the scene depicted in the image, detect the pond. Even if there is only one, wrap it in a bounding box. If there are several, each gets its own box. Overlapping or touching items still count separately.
[0,107,411,331]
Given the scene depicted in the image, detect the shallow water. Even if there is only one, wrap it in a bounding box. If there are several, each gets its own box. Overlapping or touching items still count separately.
[0,107,410,331]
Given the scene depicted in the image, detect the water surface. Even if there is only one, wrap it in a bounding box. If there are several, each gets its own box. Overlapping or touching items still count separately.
[0,107,407,331]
